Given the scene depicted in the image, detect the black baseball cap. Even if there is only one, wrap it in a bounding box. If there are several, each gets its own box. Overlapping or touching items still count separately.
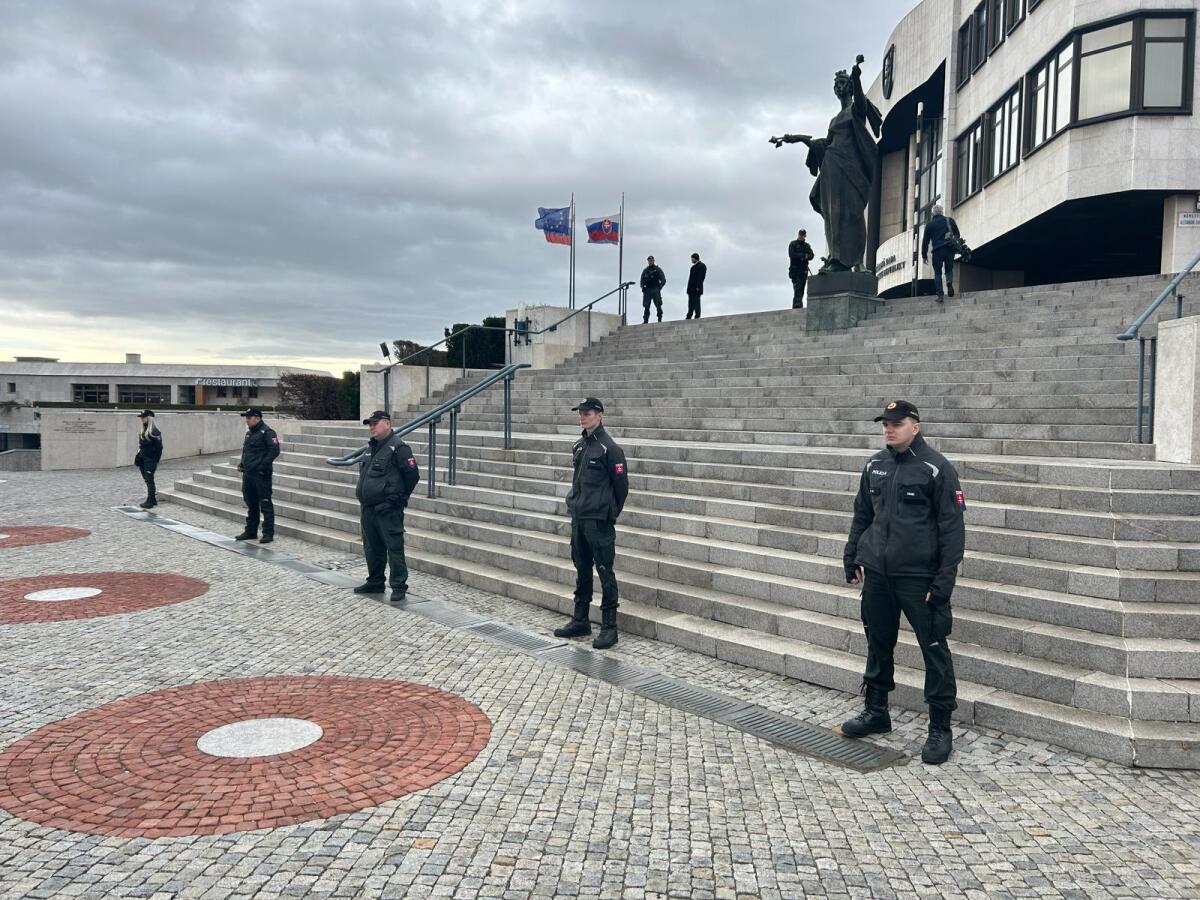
[241,407,263,418]
[362,410,391,424]
[874,400,920,423]
[571,397,604,413]
[138,409,155,417]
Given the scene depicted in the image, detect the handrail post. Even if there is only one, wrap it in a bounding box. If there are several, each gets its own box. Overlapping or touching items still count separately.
[462,330,468,379]
[1136,337,1146,443]
[1177,288,1184,319]
[448,409,458,485]
[382,368,390,418]
[425,350,431,399]
[427,420,437,498]
[503,375,512,450]
[1148,336,1158,444]
[587,306,592,346]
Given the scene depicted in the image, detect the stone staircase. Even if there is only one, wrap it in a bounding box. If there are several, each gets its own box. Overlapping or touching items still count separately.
[165,273,1200,767]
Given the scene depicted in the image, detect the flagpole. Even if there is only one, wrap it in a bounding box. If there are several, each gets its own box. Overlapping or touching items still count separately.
[618,192,625,291]
[569,193,576,309]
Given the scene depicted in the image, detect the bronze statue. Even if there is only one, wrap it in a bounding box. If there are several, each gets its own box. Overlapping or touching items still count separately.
[771,55,882,273]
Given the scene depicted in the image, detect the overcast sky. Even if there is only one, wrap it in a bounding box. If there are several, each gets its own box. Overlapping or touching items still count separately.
[0,0,917,375]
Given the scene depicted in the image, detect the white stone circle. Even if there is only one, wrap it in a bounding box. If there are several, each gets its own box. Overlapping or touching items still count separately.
[196,718,324,759]
[24,587,103,602]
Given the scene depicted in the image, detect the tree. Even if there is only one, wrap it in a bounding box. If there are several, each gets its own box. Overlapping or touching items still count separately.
[444,317,507,369]
[336,370,359,420]
[278,373,340,419]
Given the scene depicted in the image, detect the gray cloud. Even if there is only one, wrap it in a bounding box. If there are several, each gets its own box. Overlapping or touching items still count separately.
[0,0,917,365]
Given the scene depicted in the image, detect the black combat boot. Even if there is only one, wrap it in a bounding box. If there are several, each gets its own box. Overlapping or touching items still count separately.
[234,530,257,541]
[139,496,157,509]
[921,706,953,765]
[553,599,592,638]
[592,605,618,649]
[840,686,892,737]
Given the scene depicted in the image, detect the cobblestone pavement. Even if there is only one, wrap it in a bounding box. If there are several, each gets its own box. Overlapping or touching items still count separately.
[2,457,1200,899]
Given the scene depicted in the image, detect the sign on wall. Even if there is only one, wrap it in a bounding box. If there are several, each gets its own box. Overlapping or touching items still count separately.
[194,378,258,386]
[1180,213,1200,227]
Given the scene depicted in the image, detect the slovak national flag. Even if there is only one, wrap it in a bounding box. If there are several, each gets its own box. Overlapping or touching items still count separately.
[585,215,621,244]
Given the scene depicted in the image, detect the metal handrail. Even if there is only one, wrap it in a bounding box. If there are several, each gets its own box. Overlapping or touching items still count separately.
[1118,250,1200,340]
[1117,253,1200,443]
[326,363,531,498]
[368,282,634,410]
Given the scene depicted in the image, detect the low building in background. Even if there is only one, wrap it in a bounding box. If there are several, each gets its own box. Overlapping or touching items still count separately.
[866,0,1199,297]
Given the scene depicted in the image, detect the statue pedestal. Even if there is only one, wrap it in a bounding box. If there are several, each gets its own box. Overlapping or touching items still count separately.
[805,271,882,333]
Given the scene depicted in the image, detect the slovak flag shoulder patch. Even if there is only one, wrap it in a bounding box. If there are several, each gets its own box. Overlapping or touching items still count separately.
[407,456,417,468]
[614,462,625,475]
[271,436,280,444]
[954,490,966,510]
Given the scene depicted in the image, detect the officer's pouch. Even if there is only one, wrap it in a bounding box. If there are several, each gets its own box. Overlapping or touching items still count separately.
[900,487,927,505]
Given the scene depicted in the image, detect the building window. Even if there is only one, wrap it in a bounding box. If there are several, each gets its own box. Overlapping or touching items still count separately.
[973,2,989,71]
[1078,21,1134,121]
[72,384,109,403]
[216,386,228,398]
[1026,41,1072,152]
[957,21,972,87]
[248,386,259,399]
[916,117,943,225]
[989,0,1006,50]
[987,85,1022,182]
[1143,17,1190,109]
[117,385,171,405]
[1054,43,1074,133]
[6,383,14,394]
[954,119,985,204]
[1006,0,1025,34]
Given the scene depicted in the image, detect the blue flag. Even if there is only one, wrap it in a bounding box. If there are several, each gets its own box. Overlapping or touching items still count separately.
[534,207,571,245]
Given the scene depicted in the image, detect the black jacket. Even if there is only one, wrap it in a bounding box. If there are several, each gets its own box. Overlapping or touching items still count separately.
[640,265,666,293]
[843,432,966,603]
[687,261,707,295]
[355,430,420,509]
[135,426,163,470]
[921,214,960,255]
[788,239,814,277]
[566,424,629,522]
[240,421,281,475]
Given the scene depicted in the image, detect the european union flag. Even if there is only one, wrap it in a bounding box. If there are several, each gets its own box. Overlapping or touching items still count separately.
[534,207,572,245]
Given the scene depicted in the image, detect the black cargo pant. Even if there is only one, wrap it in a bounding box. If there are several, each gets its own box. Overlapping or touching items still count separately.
[642,290,663,322]
[360,503,409,590]
[137,460,157,502]
[790,271,808,309]
[571,518,618,611]
[860,571,957,710]
[241,471,275,537]
[685,292,702,319]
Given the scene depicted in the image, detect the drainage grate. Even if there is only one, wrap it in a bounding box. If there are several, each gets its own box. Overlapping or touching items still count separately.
[464,622,566,653]
[632,676,750,718]
[723,706,905,770]
[538,646,659,688]
[410,601,491,630]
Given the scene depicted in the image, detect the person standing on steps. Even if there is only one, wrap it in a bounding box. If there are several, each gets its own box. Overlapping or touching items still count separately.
[685,252,707,319]
[133,409,163,509]
[640,255,666,323]
[921,204,962,303]
[554,397,629,649]
[841,400,966,765]
[353,411,420,600]
[234,407,281,544]
[788,229,815,308]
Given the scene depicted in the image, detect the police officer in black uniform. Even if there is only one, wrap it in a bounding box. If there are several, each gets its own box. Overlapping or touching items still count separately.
[554,397,629,649]
[353,411,421,599]
[841,400,966,765]
[640,256,666,324]
[234,407,281,544]
[788,229,815,309]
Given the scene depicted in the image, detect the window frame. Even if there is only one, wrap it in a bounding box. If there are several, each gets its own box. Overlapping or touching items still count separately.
[972,2,990,73]
[957,20,973,88]
[989,0,1007,51]
[1006,0,1025,35]
[985,83,1022,185]
[953,118,986,205]
[71,384,110,404]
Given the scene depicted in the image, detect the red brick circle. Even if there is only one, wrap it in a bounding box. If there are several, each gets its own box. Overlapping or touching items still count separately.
[0,526,90,549]
[0,676,491,837]
[0,573,209,624]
